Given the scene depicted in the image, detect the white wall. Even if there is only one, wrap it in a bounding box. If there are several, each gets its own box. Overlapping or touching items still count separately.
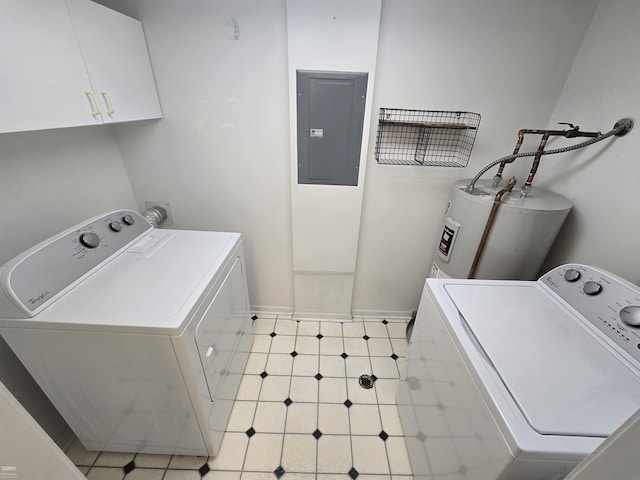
[94,0,600,315]
[351,0,600,315]
[287,0,381,320]
[536,0,640,284]
[97,0,294,312]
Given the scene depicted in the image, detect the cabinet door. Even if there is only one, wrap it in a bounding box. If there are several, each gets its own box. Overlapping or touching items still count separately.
[0,0,101,133]
[66,0,162,124]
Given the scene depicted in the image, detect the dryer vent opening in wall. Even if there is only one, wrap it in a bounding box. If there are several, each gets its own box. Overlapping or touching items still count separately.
[296,70,368,186]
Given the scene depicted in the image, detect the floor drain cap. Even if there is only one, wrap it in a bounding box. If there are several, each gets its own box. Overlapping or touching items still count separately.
[359,374,375,389]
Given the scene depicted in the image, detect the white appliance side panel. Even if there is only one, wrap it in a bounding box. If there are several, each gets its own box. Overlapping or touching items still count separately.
[397,284,516,480]
[171,244,253,457]
[0,328,206,455]
[445,284,640,437]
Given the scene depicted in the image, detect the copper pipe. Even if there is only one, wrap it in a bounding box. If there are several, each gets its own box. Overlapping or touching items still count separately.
[524,132,550,188]
[468,177,517,279]
[496,131,525,181]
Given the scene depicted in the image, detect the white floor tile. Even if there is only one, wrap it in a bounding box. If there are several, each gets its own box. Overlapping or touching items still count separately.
[375,379,401,405]
[125,468,165,480]
[236,374,263,401]
[318,403,350,434]
[290,376,319,402]
[320,337,344,355]
[281,433,317,473]
[371,356,400,378]
[250,335,272,353]
[274,318,298,335]
[252,318,276,335]
[320,322,343,337]
[349,404,382,435]
[285,402,318,434]
[319,355,346,378]
[343,337,369,356]
[133,453,171,469]
[253,401,287,433]
[342,320,365,338]
[379,405,405,436]
[163,470,201,480]
[66,437,100,466]
[390,338,408,357]
[345,356,372,378]
[168,455,208,469]
[266,353,294,375]
[317,435,352,473]
[367,338,394,357]
[296,321,320,336]
[386,323,408,339]
[363,321,390,338]
[270,335,296,354]
[208,432,248,471]
[244,353,268,374]
[204,472,242,480]
[292,354,320,376]
[318,377,348,404]
[386,436,413,475]
[352,436,390,474]
[295,336,320,354]
[86,467,124,480]
[259,375,291,401]
[94,451,135,467]
[243,433,283,472]
[227,400,257,432]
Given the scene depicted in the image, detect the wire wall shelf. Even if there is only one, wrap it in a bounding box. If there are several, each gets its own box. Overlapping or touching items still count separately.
[375,108,481,167]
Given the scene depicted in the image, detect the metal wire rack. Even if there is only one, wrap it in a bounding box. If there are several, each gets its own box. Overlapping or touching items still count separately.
[374,108,481,167]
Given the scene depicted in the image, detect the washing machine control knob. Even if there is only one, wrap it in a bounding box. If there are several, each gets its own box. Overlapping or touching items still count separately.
[620,306,640,327]
[583,281,603,296]
[109,221,123,232]
[564,269,581,282]
[79,232,100,249]
[123,214,135,226]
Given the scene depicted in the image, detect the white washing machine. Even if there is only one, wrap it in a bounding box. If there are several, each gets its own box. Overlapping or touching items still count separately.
[0,210,253,456]
[397,264,640,480]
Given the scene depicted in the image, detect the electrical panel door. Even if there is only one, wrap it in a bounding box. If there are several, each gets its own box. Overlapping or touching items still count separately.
[296,70,368,186]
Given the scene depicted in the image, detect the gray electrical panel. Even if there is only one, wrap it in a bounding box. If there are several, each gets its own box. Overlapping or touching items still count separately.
[296,70,368,186]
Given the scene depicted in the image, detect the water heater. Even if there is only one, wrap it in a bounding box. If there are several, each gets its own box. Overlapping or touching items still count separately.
[431,179,573,280]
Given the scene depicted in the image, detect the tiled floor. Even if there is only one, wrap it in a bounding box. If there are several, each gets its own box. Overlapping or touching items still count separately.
[66,314,414,480]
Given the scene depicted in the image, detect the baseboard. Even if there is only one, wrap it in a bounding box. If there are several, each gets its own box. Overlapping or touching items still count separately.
[351,309,413,320]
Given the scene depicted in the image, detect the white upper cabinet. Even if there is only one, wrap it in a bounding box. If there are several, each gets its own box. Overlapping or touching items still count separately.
[0,0,162,134]
[0,0,100,133]
[66,0,162,124]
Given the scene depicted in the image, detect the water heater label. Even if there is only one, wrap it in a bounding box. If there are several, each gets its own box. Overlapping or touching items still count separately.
[436,217,461,263]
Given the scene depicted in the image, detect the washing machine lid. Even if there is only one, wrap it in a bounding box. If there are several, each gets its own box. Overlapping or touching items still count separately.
[19,229,240,333]
[444,283,640,438]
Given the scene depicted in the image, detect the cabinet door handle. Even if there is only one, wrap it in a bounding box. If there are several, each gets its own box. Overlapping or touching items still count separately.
[101,92,115,115]
[84,91,101,117]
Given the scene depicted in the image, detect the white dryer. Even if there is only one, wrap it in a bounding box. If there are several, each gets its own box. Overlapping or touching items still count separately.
[397,264,640,480]
[0,210,253,456]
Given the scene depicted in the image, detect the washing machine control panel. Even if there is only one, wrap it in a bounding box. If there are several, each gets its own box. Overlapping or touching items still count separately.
[541,264,640,364]
[2,210,152,316]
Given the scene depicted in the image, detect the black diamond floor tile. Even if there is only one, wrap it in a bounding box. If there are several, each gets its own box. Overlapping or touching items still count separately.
[344,399,353,408]
[260,371,269,379]
[123,461,136,475]
[312,429,323,439]
[246,427,256,437]
[290,350,298,357]
[382,319,388,324]
[284,397,293,406]
[198,463,211,476]
[348,467,359,479]
[341,352,349,359]
[274,465,286,478]
[315,373,323,381]
[379,430,389,441]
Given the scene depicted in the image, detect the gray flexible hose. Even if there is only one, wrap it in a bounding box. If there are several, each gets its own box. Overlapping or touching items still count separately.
[466,120,632,191]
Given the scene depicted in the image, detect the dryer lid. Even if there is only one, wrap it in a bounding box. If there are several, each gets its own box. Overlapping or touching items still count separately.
[444,283,640,437]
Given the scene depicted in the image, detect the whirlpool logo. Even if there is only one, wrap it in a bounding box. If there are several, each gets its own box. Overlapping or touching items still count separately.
[28,290,50,306]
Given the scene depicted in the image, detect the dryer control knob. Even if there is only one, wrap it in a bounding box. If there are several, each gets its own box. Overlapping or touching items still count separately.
[79,232,100,249]
[564,269,581,282]
[123,214,135,225]
[583,281,603,296]
[109,221,123,232]
[620,306,640,327]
